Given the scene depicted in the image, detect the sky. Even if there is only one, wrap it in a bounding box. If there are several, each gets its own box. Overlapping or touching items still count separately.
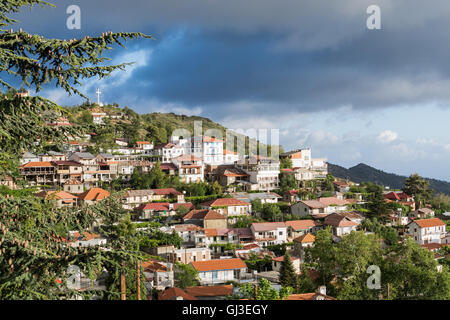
[7,0,450,181]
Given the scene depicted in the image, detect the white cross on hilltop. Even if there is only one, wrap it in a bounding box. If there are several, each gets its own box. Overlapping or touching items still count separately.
[96,88,102,105]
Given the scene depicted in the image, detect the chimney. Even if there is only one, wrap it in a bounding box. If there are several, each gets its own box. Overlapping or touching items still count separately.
[318,286,327,295]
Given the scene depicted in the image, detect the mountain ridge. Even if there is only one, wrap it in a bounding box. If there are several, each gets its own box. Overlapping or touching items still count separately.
[328,162,450,195]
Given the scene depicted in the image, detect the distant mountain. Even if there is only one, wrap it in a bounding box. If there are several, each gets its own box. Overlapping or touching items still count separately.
[328,163,450,195]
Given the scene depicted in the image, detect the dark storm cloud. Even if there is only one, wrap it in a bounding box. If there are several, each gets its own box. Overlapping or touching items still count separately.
[9,0,450,118]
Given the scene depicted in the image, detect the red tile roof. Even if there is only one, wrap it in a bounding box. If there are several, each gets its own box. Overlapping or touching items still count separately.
[21,161,54,168]
[287,293,336,300]
[293,233,316,243]
[191,258,246,272]
[183,209,226,220]
[78,188,110,201]
[158,288,197,301]
[285,220,315,230]
[273,255,299,262]
[36,190,78,200]
[151,188,183,196]
[412,218,446,228]
[251,222,286,232]
[201,198,250,207]
[185,285,233,297]
[139,202,193,212]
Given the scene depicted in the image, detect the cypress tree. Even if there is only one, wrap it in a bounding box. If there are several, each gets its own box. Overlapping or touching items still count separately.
[278,252,298,291]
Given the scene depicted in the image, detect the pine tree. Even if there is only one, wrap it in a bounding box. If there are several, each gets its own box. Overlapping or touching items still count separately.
[278,252,298,290]
[0,1,152,299]
[403,173,433,209]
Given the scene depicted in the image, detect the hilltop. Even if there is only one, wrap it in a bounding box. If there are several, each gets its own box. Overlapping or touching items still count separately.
[64,103,278,154]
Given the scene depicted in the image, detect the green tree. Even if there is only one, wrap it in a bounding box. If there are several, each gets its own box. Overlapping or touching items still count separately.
[366,184,389,221]
[297,265,315,294]
[382,238,450,300]
[304,228,336,293]
[279,252,298,290]
[262,203,283,222]
[280,157,292,169]
[78,110,93,125]
[251,198,263,214]
[175,263,199,289]
[279,174,297,192]
[403,174,433,209]
[239,278,292,300]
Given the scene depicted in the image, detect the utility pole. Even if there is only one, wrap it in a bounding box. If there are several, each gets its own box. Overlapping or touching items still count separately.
[136,260,141,300]
[120,271,126,300]
[387,283,390,300]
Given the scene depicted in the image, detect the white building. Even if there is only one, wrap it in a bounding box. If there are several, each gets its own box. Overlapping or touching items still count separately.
[172,154,204,183]
[189,136,224,165]
[250,222,287,247]
[323,213,358,237]
[235,155,280,191]
[135,141,154,154]
[200,198,252,217]
[291,197,350,218]
[170,247,212,264]
[280,148,328,180]
[407,218,447,245]
[223,149,240,164]
[20,152,40,165]
[153,142,185,162]
[191,258,247,285]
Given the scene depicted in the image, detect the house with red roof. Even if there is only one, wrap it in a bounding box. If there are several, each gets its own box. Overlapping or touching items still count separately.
[172,154,205,183]
[35,190,78,208]
[285,220,317,240]
[183,209,228,229]
[291,196,351,218]
[200,198,251,217]
[272,255,300,274]
[136,202,194,219]
[78,187,110,206]
[150,188,185,202]
[143,259,174,291]
[384,191,415,210]
[407,218,447,245]
[135,141,153,152]
[293,233,315,261]
[190,258,247,285]
[20,161,56,186]
[250,222,287,246]
[323,212,358,237]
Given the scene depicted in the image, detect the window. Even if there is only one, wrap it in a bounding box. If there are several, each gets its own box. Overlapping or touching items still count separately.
[212,271,218,279]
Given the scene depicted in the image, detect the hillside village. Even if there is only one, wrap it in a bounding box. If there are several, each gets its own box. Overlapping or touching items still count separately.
[3,101,449,301]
